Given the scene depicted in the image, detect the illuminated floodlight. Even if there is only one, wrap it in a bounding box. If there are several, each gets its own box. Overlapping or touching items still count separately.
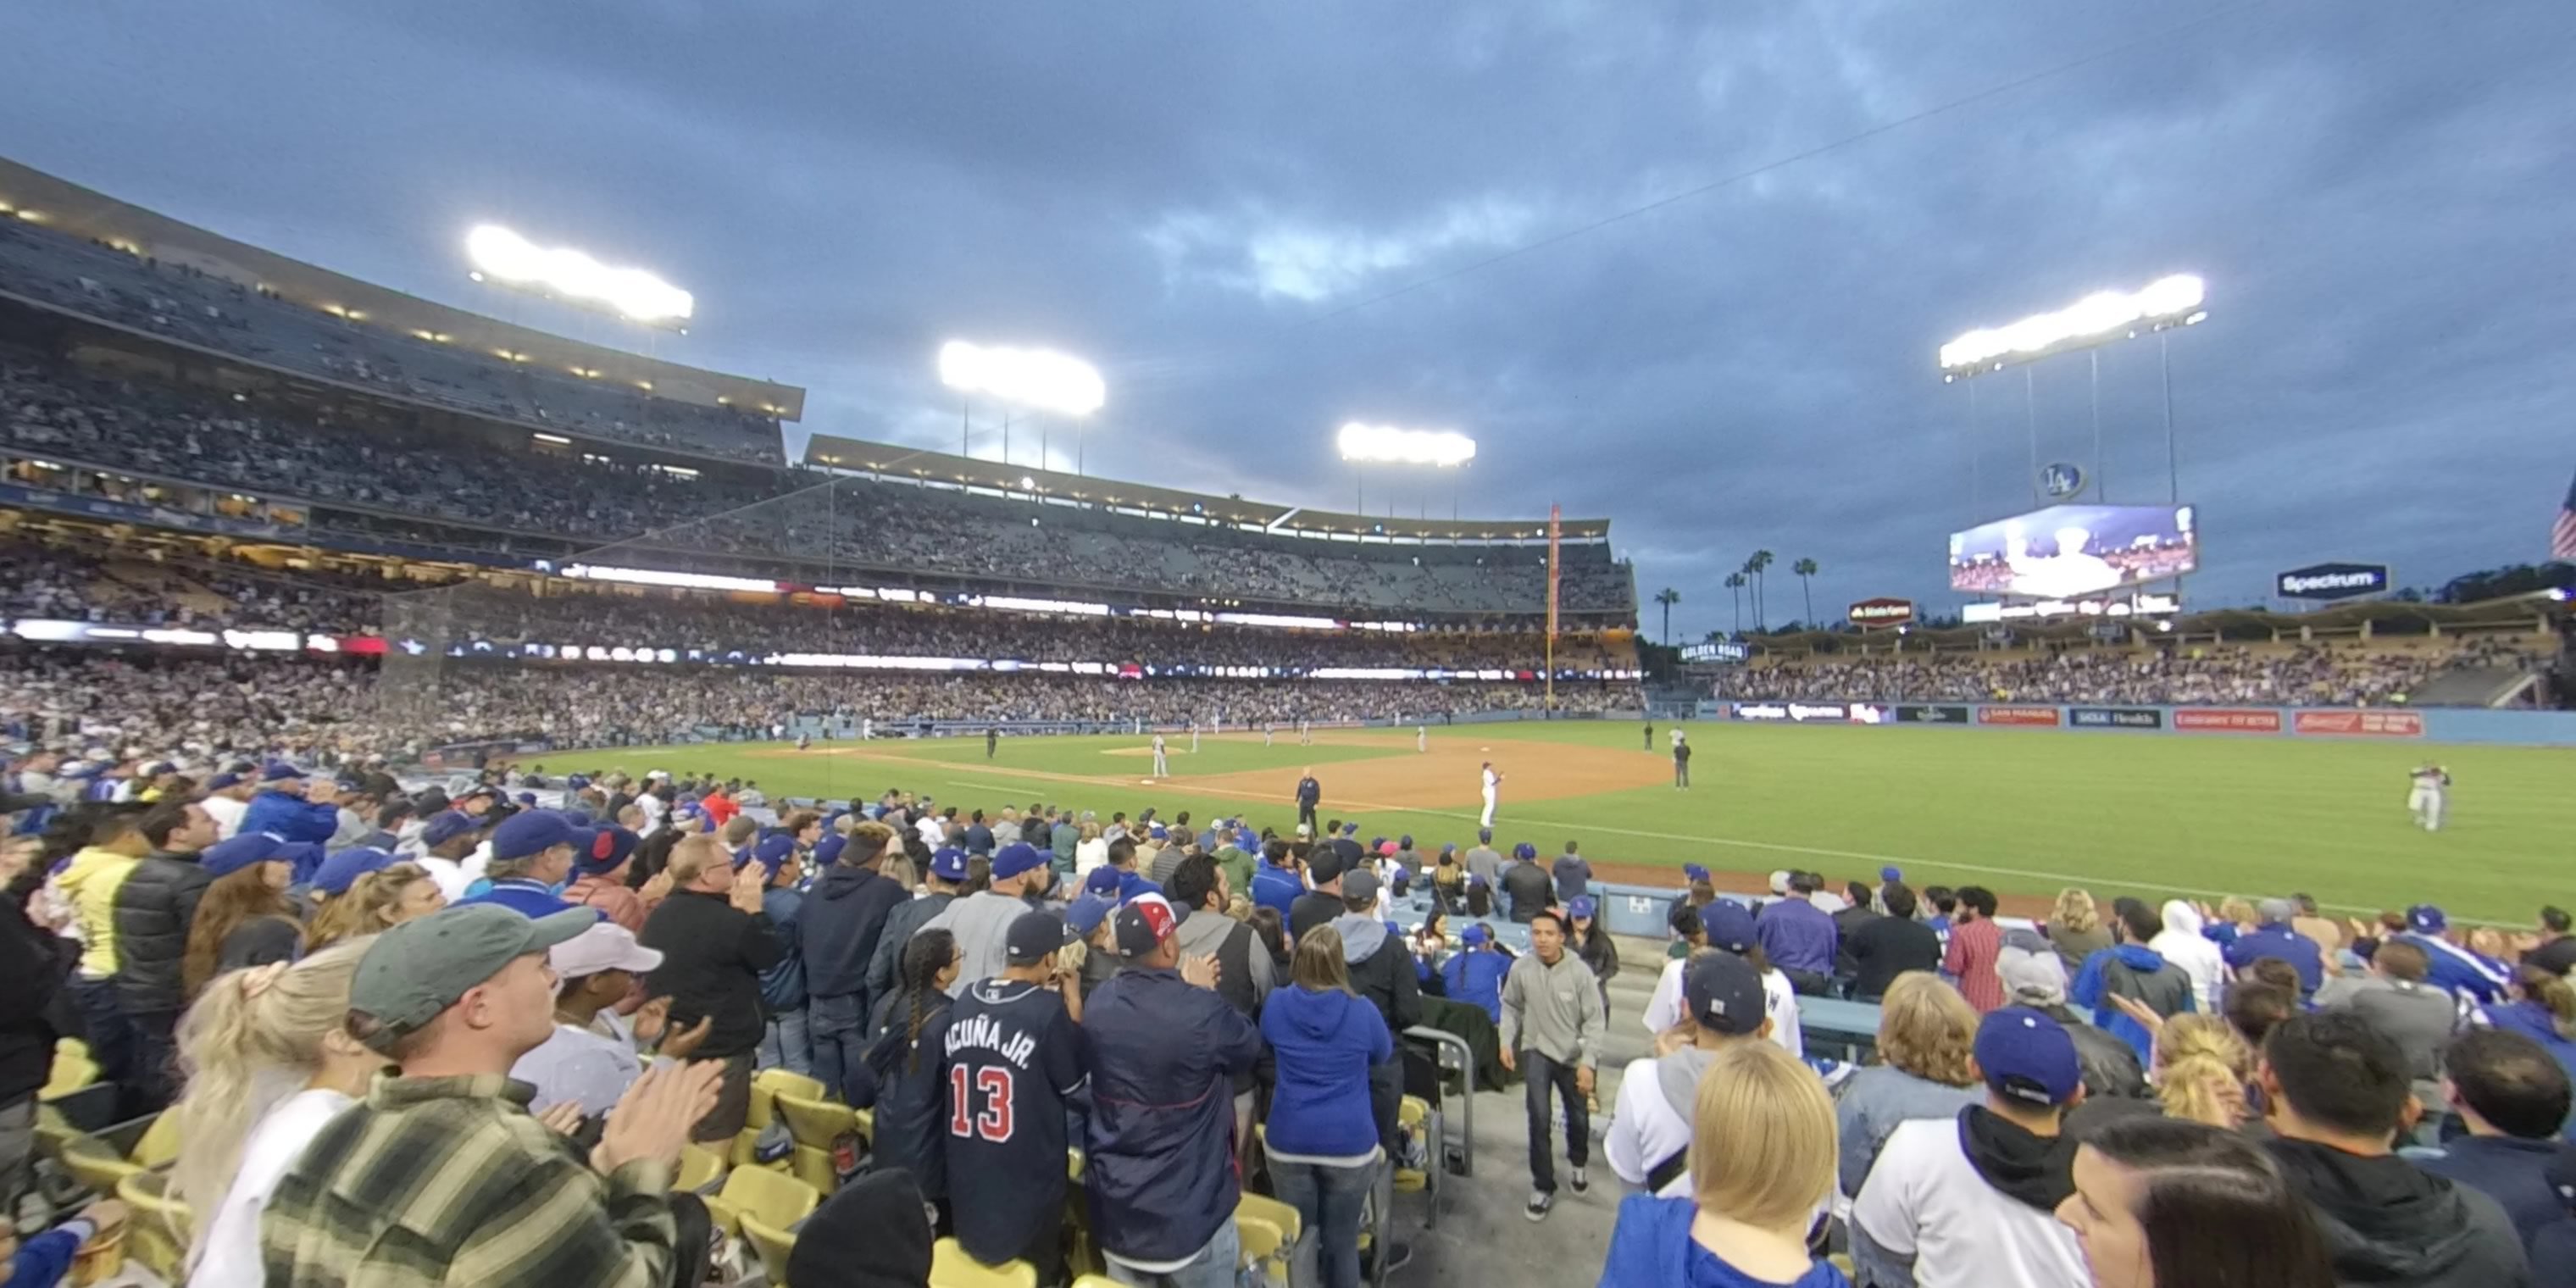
[1938,274,2205,375]
[465,225,694,324]
[1336,422,1476,467]
[938,341,1105,416]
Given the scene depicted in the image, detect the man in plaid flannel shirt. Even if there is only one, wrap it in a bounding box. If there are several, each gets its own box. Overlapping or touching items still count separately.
[258,903,723,1287]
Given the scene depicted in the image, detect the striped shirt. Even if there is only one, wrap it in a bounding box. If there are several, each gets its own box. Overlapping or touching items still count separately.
[259,1073,680,1288]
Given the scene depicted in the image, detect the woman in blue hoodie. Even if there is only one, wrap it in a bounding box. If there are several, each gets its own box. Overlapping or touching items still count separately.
[1263,924,1394,1288]
[1599,1040,1848,1288]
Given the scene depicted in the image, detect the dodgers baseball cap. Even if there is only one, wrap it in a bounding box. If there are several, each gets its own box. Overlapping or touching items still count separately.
[1084,867,1123,897]
[1974,1007,2083,1107]
[1880,866,1903,882]
[1007,910,1079,965]
[551,922,664,980]
[991,842,1046,880]
[1685,951,1767,1035]
[1682,863,1710,883]
[1700,900,1757,954]
[742,833,798,875]
[2407,904,2447,934]
[490,810,595,863]
[419,810,481,849]
[1113,893,1180,958]
[201,832,322,880]
[1067,893,1115,937]
[1567,896,1596,919]
[813,833,849,867]
[261,763,305,782]
[351,904,593,1050]
[928,847,968,882]
[312,846,398,897]
[1513,843,1537,861]
[575,827,641,877]
[1343,869,1382,906]
[1461,924,1493,947]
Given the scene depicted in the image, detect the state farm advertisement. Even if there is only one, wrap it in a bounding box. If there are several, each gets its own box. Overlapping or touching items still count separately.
[2293,710,2425,738]
[2173,708,2284,733]
[1976,706,2063,727]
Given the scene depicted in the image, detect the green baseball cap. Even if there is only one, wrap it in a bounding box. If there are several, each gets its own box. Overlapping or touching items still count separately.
[350,904,594,1050]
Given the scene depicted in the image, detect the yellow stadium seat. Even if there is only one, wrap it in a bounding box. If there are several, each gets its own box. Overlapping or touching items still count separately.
[734,1067,830,1169]
[118,1169,192,1282]
[39,1052,97,1102]
[1072,1279,1122,1288]
[774,1092,859,1194]
[1235,1191,1300,1281]
[931,1237,1038,1288]
[129,1111,183,1170]
[741,1210,800,1287]
[1395,1096,1432,1193]
[1235,1191,1302,1247]
[58,1131,141,1196]
[54,1037,88,1064]
[702,1163,819,1238]
[678,1142,729,1193]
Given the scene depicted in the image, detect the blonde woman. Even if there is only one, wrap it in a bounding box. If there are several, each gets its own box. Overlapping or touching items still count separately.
[172,939,380,1287]
[1601,1041,1846,1287]
[303,861,447,952]
[1834,971,1981,1197]
[2049,889,2112,971]
[1074,822,1108,878]
[2151,1014,2253,1128]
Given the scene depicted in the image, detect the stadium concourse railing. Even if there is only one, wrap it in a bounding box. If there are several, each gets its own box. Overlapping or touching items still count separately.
[1696,699,2576,747]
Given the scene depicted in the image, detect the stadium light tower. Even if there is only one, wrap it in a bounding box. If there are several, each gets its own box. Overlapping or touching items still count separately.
[938,341,1105,474]
[1337,422,1475,517]
[464,225,693,329]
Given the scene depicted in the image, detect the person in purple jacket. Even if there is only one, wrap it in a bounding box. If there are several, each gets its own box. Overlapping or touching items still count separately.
[1083,895,1264,1286]
[1756,874,1839,995]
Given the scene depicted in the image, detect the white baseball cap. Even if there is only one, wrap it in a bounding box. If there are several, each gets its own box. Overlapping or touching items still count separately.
[550,923,663,980]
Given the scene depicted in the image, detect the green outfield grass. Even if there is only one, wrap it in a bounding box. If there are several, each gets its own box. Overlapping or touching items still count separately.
[567,721,2570,924]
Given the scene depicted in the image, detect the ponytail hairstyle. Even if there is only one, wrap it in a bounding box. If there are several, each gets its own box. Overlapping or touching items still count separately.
[171,937,375,1263]
[2153,1013,2255,1128]
[305,863,436,952]
[2518,965,2576,1040]
[901,930,957,1074]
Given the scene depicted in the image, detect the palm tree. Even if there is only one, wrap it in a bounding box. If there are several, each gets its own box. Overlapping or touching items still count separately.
[1723,572,1747,634]
[1792,558,1819,627]
[1746,550,1775,631]
[1652,587,1681,646]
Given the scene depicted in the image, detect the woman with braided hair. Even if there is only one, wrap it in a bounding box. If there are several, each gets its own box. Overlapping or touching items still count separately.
[851,929,959,1217]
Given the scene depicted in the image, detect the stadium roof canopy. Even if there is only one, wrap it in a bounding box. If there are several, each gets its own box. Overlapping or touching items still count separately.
[802,430,1611,544]
[0,157,803,420]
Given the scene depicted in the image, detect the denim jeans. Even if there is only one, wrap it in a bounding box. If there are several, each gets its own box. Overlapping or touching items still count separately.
[1523,1050,1589,1193]
[808,993,869,1104]
[69,976,139,1109]
[1272,1158,1376,1288]
[757,1008,813,1076]
[1104,1220,1241,1288]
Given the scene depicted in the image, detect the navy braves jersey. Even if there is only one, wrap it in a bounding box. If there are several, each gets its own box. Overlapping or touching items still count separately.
[939,979,1089,1265]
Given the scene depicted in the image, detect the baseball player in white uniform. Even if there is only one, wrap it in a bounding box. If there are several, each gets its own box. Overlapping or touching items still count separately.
[2408,763,2450,830]
[1480,761,1503,828]
[1263,722,1274,747]
[1300,719,1313,747]
[1417,724,1428,752]
[1190,721,1201,753]
[1670,726,1686,751]
[1152,733,1170,779]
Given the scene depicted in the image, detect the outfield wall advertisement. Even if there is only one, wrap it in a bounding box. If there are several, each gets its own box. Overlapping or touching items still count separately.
[1707,700,2576,741]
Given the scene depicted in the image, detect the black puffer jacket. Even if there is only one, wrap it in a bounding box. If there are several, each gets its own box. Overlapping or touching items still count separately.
[112,852,213,1017]
[0,893,68,1107]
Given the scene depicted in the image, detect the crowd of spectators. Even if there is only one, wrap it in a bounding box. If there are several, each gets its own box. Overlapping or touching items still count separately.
[0,219,786,462]
[1720,641,2549,708]
[0,351,1635,616]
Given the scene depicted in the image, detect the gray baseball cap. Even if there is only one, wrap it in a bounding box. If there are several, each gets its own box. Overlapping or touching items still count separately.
[350,904,594,1050]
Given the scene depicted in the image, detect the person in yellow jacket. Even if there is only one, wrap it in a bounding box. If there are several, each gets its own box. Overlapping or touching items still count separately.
[55,808,153,1111]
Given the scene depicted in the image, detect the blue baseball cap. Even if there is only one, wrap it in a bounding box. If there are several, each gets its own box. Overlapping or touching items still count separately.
[260,763,305,782]
[1513,843,1537,861]
[741,833,797,875]
[514,791,538,807]
[1461,923,1493,947]
[419,810,481,849]
[1686,951,1768,1035]
[1682,863,1711,883]
[1880,866,1903,882]
[1700,900,1757,954]
[1066,893,1115,937]
[991,842,1046,880]
[929,847,969,882]
[1975,1007,2083,1107]
[2407,904,2447,935]
[206,772,242,791]
[203,833,321,880]
[575,827,642,877]
[313,846,398,897]
[1084,867,1124,896]
[813,833,849,867]
[1567,896,1596,919]
[1149,825,1168,840]
[490,810,596,863]
[1478,828,1492,843]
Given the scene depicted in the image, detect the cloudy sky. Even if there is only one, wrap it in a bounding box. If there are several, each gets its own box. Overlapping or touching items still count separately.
[3,2,2568,640]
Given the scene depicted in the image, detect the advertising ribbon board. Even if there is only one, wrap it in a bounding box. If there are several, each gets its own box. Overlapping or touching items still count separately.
[2292,710,2424,738]
[2069,707,2164,730]
[2173,708,2284,733]
[1895,704,1971,724]
[1977,706,2063,727]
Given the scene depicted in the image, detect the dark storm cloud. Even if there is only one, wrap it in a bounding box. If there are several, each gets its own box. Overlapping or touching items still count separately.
[1,1,2567,639]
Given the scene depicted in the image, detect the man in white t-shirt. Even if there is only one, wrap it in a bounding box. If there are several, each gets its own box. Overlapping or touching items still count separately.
[514,923,712,1116]
[1607,952,1783,1196]
[1852,1007,2090,1288]
[1640,900,1803,1059]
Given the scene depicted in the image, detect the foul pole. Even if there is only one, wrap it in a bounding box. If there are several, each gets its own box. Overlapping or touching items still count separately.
[1546,503,1561,712]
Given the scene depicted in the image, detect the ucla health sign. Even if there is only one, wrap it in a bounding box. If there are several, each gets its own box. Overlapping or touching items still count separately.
[2276,563,2390,601]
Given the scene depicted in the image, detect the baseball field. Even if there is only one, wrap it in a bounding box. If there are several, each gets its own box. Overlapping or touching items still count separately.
[569,720,2569,924]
